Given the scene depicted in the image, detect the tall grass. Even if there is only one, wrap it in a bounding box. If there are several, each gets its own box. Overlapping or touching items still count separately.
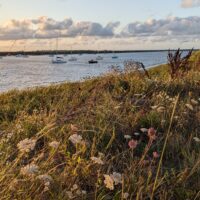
[0,51,200,199]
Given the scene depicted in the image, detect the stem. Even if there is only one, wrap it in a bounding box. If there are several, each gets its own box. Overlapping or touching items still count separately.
[151,94,180,200]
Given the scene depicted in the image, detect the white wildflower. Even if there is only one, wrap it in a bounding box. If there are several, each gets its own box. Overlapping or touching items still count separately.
[191,99,198,105]
[49,141,60,149]
[82,190,87,195]
[185,104,194,111]
[66,191,74,199]
[69,134,83,145]
[134,132,140,136]
[17,138,37,153]
[193,137,200,143]
[123,193,129,199]
[98,152,105,158]
[37,174,53,183]
[71,184,78,191]
[104,174,114,190]
[91,156,104,165]
[124,135,131,139]
[76,190,82,195]
[38,174,53,192]
[151,105,158,110]
[157,106,165,113]
[161,120,166,125]
[140,128,148,132]
[7,132,14,139]
[20,164,39,176]
[111,172,122,185]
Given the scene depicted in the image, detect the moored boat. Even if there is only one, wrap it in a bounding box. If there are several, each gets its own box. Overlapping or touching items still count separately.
[96,55,103,60]
[52,55,67,64]
[88,59,98,64]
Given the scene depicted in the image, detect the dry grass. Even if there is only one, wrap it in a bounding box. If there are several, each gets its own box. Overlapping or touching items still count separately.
[0,52,200,200]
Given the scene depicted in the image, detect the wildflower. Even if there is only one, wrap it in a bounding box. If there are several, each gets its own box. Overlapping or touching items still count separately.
[157,106,165,113]
[69,134,83,145]
[91,156,104,165]
[153,151,159,159]
[185,104,194,111]
[98,152,105,158]
[161,119,166,124]
[104,174,114,190]
[37,174,53,183]
[111,172,122,185]
[66,191,74,199]
[134,132,140,136]
[20,164,39,176]
[37,174,53,191]
[70,124,78,132]
[123,193,129,199]
[151,105,158,110]
[140,128,148,133]
[44,182,50,192]
[148,128,156,141]
[124,135,131,139]
[191,99,198,105]
[193,137,200,143]
[71,184,78,191]
[49,141,60,149]
[128,139,138,149]
[17,138,37,153]
[7,132,14,139]
[76,190,82,195]
[82,190,87,195]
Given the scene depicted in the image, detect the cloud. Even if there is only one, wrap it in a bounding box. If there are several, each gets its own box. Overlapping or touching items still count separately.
[0,17,120,40]
[0,16,199,46]
[121,16,200,39]
[181,0,200,8]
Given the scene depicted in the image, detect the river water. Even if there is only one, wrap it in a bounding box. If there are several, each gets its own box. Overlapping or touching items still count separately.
[0,52,168,92]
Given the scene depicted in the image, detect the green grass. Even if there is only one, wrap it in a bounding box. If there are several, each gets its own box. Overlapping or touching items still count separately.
[0,52,200,199]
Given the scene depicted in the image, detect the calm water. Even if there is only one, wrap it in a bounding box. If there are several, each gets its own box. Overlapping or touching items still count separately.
[0,52,168,92]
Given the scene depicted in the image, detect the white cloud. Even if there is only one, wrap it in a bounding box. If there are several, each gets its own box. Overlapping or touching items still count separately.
[0,16,199,50]
[181,0,200,8]
[0,17,120,40]
[121,16,200,39]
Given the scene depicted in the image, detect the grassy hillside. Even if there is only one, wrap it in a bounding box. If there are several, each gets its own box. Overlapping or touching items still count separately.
[0,52,200,199]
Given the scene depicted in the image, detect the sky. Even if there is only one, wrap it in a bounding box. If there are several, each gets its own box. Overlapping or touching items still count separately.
[0,0,200,51]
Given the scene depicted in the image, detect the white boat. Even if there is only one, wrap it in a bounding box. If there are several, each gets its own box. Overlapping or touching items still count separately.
[112,56,118,59]
[96,55,103,60]
[52,55,67,64]
[16,54,29,58]
[68,56,77,62]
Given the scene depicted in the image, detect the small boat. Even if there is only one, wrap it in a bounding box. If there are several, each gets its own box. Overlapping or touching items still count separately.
[68,56,77,62]
[52,55,67,64]
[96,55,103,60]
[112,55,118,59]
[88,59,98,64]
[16,54,29,58]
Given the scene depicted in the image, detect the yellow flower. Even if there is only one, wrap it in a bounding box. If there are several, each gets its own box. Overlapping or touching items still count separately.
[104,175,114,190]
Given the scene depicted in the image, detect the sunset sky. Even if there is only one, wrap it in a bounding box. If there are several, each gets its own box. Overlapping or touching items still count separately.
[0,0,200,51]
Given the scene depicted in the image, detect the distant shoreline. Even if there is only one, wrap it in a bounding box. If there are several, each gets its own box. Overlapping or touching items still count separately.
[0,49,198,56]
